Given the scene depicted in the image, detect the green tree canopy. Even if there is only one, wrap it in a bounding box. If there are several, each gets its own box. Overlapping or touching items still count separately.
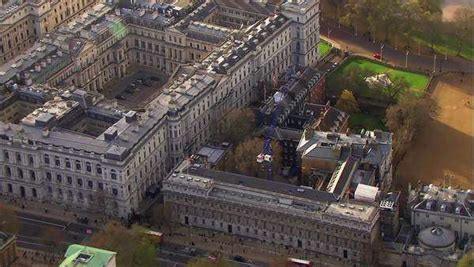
[0,203,19,234]
[385,93,438,166]
[87,222,158,267]
[335,89,360,114]
[220,137,282,178]
[218,108,256,145]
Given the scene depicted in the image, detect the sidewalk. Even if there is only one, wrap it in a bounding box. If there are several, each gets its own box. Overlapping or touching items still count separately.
[0,194,104,227]
[161,224,340,266]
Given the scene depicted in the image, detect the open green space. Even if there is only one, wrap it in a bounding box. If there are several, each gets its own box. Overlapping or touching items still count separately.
[319,40,332,58]
[413,32,474,61]
[349,113,387,132]
[327,57,430,98]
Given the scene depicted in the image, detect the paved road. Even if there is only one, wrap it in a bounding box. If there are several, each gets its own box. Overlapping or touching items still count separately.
[320,19,474,74]
[15,211,94,251]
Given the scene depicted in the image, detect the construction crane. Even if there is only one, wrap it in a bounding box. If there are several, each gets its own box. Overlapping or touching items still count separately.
[257,66,298,180]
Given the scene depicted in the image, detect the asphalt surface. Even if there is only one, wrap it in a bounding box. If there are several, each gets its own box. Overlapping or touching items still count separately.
[15,211,93,251]
[321,19,473,74]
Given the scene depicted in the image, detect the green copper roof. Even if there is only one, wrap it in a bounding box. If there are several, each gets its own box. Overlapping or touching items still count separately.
[60,244,116,267]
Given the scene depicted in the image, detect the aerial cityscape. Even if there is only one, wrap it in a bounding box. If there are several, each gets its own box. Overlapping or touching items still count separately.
[0,0,472,266]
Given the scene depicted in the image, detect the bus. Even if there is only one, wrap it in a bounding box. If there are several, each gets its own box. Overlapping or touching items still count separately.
[142,230,163,247]
[287,258,313,267]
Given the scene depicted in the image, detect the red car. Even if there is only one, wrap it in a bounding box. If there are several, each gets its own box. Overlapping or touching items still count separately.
[373,53,382,60]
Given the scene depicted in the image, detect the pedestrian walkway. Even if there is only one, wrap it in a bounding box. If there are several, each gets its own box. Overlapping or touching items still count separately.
[0,194,103,227]
[320,19,473,74]
[160,224,340,266]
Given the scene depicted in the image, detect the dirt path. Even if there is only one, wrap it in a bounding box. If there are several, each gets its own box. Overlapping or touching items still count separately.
[395,73,473,190]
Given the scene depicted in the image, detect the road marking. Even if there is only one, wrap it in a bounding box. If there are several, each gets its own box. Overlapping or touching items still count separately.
[16,240,47,247]
[17,216,66,229]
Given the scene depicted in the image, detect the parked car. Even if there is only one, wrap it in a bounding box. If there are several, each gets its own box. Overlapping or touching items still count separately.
[136,79,143,84]
[125,88,134,94]
[143,80,153,87]
[233,255,246,262]
[373,53,382,60]
[115,95,126,100]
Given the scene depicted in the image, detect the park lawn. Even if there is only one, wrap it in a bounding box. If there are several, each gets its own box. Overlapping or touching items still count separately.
[329,57,430,97]
[319,40,332,58]
[349,113,387,132]
[413,32,474,61]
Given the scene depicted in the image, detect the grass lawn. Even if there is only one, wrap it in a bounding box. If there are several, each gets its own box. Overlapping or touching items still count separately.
[413,32,474,61]
[349,113,387,132]
[328,57,430,97]
[319,40,332,58]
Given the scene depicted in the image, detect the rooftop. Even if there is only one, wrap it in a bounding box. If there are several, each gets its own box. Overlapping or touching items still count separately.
[60,244,116,267]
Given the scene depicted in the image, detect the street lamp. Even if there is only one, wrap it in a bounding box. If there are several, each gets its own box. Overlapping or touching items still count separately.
[433,54,437,73]
[405,50,409,68]
[445,41,448,60]
[418,40,421,56]
[380,43,385,60]
[328,27,332,40]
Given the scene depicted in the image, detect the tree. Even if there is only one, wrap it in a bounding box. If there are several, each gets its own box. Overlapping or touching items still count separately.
[220,137,282,178]
[451,7,474,56]
[0,203,19,234]
[151,202,174,234]
[335,90,360,114]
[218,108,256,145]
[87,222,158,267]
[40,227,66,254]
[188,256,236,267]
[385,93,438,167]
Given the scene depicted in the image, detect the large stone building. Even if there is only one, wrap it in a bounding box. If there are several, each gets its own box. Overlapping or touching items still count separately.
[0,0,99,64]
[0,0,322,218]
[408,184,474,243]
[163,160,380,266]
[0,232,17,267]
[297,129,393,196]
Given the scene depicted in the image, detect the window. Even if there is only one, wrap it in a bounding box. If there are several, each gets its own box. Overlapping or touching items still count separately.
[46,172,52,181]
[86,162,91,172]
[29,155,34,165]
[87,180,93,188]
[111,170,117,180]
[96,164,102,174]
[112,188,118,195]
[55,156,60,167]
[4,151,9,160]
[77,178,83,187]
[57,174,62,183]
[65,158,71,168]
[18,168,23,179]
[98,182,104,190]
[5,166,11,177]
[67,176,72,184]
[16,153,21,163]
[75,160,81,170]
[30,170,36,181]
[44,154,50,164]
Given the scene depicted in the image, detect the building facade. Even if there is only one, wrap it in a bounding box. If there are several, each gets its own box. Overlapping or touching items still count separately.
[0,0,99,64]
[0,0,322,218]
[0,232,16,267]
[409,184,474,243]
[163,161,380,266]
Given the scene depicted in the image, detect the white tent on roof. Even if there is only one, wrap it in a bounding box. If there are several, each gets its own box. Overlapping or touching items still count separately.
[355,184,379,203]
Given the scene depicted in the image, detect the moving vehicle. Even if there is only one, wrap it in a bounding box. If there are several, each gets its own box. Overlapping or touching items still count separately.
[373,53,382,60]
[143,230,163,247]
[287,258,313,267]
[115,95,126,100]
[233,255,246,262]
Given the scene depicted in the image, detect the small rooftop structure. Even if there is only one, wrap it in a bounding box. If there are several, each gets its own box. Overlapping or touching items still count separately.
[418,227,456,251]
[355,184,379,203]
[60,244,116,267]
